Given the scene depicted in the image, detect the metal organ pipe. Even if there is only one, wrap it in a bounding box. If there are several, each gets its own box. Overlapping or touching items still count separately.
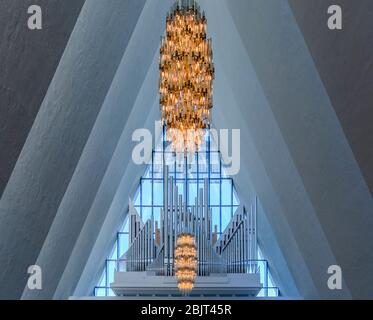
[214,205,257,274]
[125,165,260,280]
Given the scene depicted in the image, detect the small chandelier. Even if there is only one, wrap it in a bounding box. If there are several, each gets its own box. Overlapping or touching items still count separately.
[174,233,197,294]
[159,0,214,153]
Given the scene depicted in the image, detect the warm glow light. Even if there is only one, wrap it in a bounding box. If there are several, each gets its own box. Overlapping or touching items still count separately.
[160,1,214,153]
[174,233,197,294]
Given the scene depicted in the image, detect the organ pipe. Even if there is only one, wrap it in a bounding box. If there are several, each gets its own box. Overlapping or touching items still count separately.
[124,165,257,279]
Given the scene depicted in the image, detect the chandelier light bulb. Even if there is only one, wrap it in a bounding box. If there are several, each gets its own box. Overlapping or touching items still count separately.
[160,1,214,153]
[174,233,198,294]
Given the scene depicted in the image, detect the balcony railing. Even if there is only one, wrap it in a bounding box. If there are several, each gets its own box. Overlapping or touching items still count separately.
[95,257,279,297]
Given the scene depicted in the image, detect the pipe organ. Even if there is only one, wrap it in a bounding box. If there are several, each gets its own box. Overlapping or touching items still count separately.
[125,207,155,272]
[155,165,225,276]
[214,205,257,274]
[121,164,258,292]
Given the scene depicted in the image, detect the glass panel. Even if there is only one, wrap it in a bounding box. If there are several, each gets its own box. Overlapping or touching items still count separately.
[175,155,185,179]
[187,153,197,177]
[98,270,106,287]
[187,180,197,206]
[198,152,208,178]
[118,233,129,257]
[94,287,107,297]
[221,207,231,232]
[153,180,163,205]
[110,242,118,260]
[153,207,161,227]
[164,152,175,176]
[106,260,117,285]
[221,179,232,205]
[153,151,163,178]
[210,151,220,178]
[122,219,129,232]
[211,207,220,233]
[233,188,240,206]
[134,188,141,206]
[209,179,220,205]
[232,205,239,215]
[142,207,152,223]
[141,179,152,205]
[176,181,184,200]
[143,166,151,179]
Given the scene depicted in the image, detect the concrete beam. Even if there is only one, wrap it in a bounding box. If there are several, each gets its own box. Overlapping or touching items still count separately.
[0,0,85,196]
[289,0,373,196]
[0,0,146,299]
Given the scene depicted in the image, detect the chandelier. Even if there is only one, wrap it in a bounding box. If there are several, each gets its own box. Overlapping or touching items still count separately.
[159,0,214,153]
[174,233,197,294]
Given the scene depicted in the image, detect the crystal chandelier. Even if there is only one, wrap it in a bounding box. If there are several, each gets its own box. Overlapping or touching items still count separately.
[174,233,198,294]
[159,0,214,153]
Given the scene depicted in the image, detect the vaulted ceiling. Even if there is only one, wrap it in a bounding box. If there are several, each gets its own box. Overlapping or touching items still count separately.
[0,0,372,299]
